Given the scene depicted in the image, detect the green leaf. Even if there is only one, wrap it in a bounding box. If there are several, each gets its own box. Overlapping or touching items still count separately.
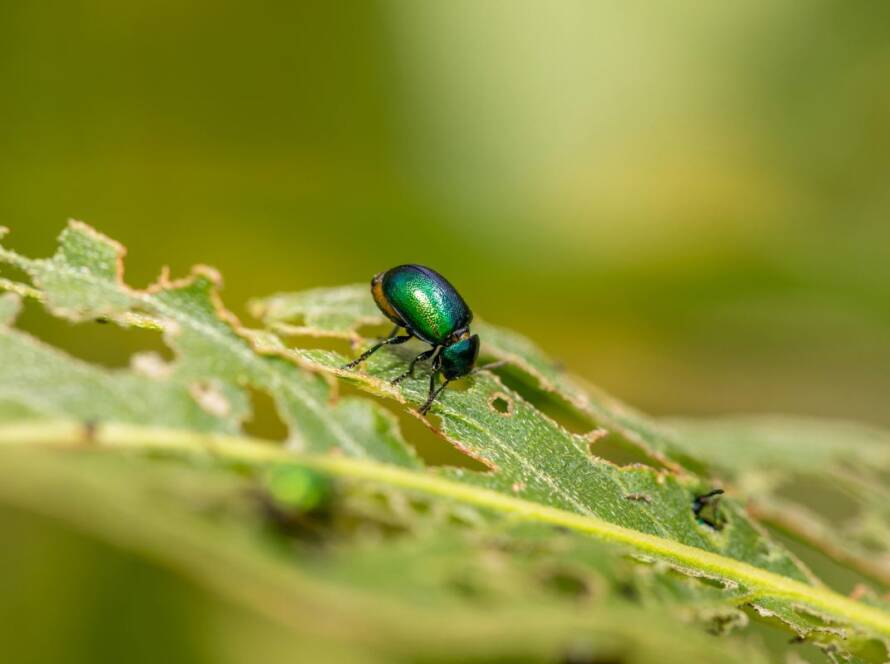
[251,285,811,583]
[253,284,700,470]
[2,221,889,663]
[0,442,772,664]
[0,222,419,468]
[665,416,890,591]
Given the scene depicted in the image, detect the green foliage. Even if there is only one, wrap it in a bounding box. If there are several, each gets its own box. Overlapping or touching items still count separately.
[1,221,889,663]
[665,416,890,592]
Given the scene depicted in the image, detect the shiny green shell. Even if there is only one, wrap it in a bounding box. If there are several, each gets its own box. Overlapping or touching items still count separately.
[374,265,472,345]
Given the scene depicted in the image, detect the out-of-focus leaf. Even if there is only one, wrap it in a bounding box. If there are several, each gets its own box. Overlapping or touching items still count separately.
[0,443,773,664]
[664,416,890,590]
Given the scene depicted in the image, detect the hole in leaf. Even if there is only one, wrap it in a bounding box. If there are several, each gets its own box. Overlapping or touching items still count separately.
[0,262,33,286]
[691,574,726,591]
[440,375,473,395]
[489,365,592,435]
[277,330,354,355]
[489,362,674,472]
[488,392,514,416]
[614,580,640,603]
[740,606,828,662]
[336,382,490,471]
[446,510,482,529]
[791,604,838,629]
[692,489,725,531]
[355,321,392,339]
[539,565,595,601]
[406,496,432,516]
[14,298,173,369]
[586,432,665,470]
[242,387,289,443]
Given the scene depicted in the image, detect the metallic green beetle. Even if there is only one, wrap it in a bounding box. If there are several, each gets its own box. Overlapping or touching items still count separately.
[343,264,480,414]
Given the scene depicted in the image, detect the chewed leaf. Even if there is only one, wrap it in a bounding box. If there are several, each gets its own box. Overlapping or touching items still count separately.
[0,222,420,468]
[249,286,813,582]
[475,322,703,470]
[252,285,382,341]
[251,284,703,471]
[0,293,232,431]
[665,416,890,589]
[1,222,890,661]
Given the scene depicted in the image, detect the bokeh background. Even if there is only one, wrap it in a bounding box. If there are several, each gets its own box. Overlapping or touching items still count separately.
[3,1,890,422]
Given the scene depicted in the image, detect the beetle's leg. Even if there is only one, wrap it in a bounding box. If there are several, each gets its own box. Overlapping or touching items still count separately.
[392,347,438,385]
[342,332,412,369]
[419,376,450,415]
[419,355,448,415]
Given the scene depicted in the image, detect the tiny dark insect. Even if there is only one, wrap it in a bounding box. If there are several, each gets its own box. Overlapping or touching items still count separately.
[692,488,725,530]
[342,264,479,415]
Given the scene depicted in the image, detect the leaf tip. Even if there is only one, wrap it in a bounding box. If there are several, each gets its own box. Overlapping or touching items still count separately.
[194,264,223,288]
[64,218,127,255]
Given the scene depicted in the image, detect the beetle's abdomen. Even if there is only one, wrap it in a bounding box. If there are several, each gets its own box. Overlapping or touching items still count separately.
[382,265,471,344]
[371,272,405,326]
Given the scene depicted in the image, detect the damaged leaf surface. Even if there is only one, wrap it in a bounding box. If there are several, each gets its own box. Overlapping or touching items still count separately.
[1,222,889,662]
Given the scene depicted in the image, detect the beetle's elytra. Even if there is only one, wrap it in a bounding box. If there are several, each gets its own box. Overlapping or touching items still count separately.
[343,264,480,414]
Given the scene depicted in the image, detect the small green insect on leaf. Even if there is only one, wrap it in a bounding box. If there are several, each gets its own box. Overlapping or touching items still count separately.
[262,465,332,512]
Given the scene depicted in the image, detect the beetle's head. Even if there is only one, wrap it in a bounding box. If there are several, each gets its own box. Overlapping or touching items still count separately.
[441,332,480,380]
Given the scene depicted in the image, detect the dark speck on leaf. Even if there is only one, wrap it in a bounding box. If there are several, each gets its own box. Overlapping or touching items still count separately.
[625,493,652,503]
[693,489,725,531]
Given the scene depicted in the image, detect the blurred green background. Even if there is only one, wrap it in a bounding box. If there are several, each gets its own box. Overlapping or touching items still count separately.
[2,0,889,426]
